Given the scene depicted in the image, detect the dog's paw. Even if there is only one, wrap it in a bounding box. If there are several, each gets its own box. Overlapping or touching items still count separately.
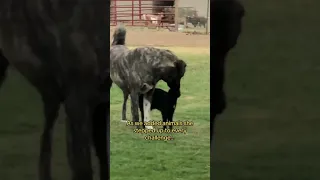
[120,119,127,123]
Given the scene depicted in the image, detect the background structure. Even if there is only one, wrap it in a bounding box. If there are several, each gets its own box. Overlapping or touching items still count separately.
[110,0,210,33]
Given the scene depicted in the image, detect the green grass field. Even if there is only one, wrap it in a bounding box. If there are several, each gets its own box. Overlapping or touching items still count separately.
[212,1,320,180]
[110,47,210,180]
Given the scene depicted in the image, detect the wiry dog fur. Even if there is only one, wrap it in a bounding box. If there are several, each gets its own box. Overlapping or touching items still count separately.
[0,1,110,180]
[210,2,245,176]
[110,25,186,129]
[211,0,245,143]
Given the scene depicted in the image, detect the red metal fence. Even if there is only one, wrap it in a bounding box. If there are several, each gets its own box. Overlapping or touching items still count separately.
[110,0,176,27]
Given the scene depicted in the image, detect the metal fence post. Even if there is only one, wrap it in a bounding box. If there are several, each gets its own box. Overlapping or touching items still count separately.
[174,0,179,31]
[206,0,210,34]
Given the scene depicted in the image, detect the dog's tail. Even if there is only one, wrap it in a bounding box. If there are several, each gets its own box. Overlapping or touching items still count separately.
[112,24,126,46]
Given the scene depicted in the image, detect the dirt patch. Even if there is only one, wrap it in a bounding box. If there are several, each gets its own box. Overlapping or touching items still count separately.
[184,96,195,100]
[110,28,210,47]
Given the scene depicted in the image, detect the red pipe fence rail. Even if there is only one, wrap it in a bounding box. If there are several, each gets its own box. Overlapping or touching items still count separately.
[110,0,177,27]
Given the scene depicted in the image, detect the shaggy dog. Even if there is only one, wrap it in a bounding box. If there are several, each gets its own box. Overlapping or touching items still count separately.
[0,1,110,179]
[211,0,245,144]
[110,25,186,129]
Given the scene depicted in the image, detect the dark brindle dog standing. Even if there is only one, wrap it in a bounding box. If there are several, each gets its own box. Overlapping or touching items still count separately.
[211,0,245,156]
[0,1,110,180]
[110,25,186,129]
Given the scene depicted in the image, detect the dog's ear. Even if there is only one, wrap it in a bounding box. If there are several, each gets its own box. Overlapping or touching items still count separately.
[140,83,154,94]
[175,59,187,78]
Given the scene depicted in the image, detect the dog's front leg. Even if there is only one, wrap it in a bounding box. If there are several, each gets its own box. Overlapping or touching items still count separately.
[130,92,140,127]
[143,89,155,129]
[121,91,129,122]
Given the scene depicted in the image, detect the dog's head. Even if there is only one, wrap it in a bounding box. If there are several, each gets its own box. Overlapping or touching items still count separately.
[168,86,181,99]
[212,0,245,50]
[164,59,187,97]
[152,49,187,96]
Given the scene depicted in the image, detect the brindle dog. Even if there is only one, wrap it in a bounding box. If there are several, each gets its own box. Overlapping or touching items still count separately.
[211,0,245,175]
[0,1,110,180]
[110,25,186,129]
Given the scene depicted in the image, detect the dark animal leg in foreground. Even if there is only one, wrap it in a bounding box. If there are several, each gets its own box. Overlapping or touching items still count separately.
[122,92,129,121]
[39,94,61,180]
[168,114,173,130]
[210,114,217,148]
[65,90,93,180]
[92,102,109,180]
[210,114,217,180]
[0,52,9,88]
[130,92,140,127]
[162,113,168,130]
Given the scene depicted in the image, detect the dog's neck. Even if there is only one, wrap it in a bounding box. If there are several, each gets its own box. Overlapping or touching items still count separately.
[112,38,125,46]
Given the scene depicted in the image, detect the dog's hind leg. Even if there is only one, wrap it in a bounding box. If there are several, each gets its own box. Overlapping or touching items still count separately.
[64,89,93,180]
[91,73,110,180]
[0,51,9,88]
[130,92,140,127]
[39,90,61,180]
[121,91,129,122]
[161,113,168,130]
[167,113,174,130]
[167,107,175,130]
[92,102,109,180]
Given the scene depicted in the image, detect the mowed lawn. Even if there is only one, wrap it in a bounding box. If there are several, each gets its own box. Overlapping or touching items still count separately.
[212,1,320,180]
[110,47,210,180]
[0,47,210,179]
